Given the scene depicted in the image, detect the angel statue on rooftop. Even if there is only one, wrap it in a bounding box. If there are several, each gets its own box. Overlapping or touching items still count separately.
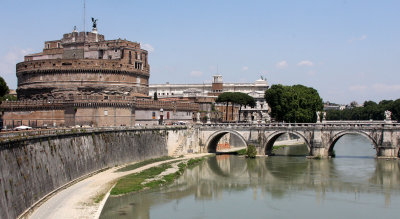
[91,17,98,29]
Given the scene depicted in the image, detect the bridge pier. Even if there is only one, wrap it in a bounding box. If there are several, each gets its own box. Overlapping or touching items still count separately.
[310,147,329,158]
[377,147,398,158]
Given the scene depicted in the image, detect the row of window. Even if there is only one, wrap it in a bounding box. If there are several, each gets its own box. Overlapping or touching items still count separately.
[46,43,61,49]
[158,92,174,96]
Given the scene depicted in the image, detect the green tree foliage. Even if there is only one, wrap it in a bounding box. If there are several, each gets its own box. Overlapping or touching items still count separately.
[216,92,256,122]
[0,76,9,98]
[326,99,400,121]
[234,92,255,121]
[246,145,257,158]
[265,84,323,123]
[153,92,158,100]
[0,94,17,101]
[216,92,234,121]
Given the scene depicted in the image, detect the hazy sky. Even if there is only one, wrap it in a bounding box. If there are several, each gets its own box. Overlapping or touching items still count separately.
[0,0,399,104]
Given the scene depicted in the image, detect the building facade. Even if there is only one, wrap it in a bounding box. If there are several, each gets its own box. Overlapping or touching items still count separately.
[149,75,270,122]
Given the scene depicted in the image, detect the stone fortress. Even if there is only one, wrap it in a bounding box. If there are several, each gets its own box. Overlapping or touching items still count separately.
[1,23,198,128]
[18,26,149,100]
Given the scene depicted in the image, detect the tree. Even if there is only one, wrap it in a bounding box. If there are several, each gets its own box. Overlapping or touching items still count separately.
[265,84,323,123]
[153,92,158,100]
[216,92,234,121]
[0,76,9,98]
[216,92,256,122]
[235,92,255,122]
[326,98,400,122]
[350,101,359,108]
[246,145,257,158]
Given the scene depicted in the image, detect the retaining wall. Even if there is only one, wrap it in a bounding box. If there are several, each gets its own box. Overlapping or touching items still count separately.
[0,126,188,219]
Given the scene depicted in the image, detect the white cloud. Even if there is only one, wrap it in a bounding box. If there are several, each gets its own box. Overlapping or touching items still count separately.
[0,48,32,88]
[141,43,154,53]
[276,60,288,69]
[360,34,367,40]
[372,83,400,92]
[190,70,203,77]
[348,34,367,43]
[297,60,314,67]
[0,48,32,75]
[242,66,248,71]
[349,85,367,92]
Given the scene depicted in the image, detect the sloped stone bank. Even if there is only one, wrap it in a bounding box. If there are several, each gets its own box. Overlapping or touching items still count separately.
[0,127,184,219]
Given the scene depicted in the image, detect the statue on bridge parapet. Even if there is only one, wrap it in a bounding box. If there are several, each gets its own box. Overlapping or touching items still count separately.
[385,110,392,123]
[206,112,211,124]
[253,112,259,124]
[196,112,201,124]
[316,111,321,123]
[322,112,327,123]
[247,112,252,123]
[262,112,271,123]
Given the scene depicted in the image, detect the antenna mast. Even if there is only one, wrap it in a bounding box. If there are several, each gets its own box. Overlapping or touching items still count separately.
[83,0,86,41]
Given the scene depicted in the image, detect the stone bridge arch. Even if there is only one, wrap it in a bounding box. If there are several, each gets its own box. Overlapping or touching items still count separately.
[205,130,247,153]
[264,130,311,155]
[328,130,379,155]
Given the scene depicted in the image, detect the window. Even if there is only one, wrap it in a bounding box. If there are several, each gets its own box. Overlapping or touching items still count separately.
[46,44,50,49]
[57,43,61,48]
[104,110,108,116]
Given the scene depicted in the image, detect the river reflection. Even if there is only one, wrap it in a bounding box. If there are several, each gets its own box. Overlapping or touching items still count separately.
[100,136,400,219]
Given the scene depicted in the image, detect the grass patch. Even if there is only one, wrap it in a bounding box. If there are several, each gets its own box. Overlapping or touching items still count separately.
[111,163,172,195]
[187,157,206,169]
[116,156,174,172]
[110,157,207,196]
[93,193,106,203]
[236,149,247,155]
[272,145,289,151]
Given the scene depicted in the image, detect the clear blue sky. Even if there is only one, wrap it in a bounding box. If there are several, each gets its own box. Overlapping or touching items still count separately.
[0,0,399,104]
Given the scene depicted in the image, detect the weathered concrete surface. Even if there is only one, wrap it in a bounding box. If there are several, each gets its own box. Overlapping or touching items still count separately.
[0,126,191,219]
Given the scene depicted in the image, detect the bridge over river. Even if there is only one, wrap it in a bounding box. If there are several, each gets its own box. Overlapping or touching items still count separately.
[198,121,400,158]
[1,121,400,218]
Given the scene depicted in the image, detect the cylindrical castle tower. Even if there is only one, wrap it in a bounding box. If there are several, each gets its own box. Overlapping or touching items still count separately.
[16,29,150,100]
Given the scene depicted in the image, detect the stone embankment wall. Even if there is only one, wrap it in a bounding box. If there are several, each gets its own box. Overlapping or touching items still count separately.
[0,126,190,219]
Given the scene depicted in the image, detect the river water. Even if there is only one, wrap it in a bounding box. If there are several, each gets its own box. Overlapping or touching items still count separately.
[100,135,400,218]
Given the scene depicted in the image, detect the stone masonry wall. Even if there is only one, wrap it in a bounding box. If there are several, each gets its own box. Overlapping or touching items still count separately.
[0,127,188,219]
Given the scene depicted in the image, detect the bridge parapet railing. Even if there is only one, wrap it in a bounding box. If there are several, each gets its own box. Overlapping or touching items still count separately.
[198,122,400,129]
[0,125,188,142]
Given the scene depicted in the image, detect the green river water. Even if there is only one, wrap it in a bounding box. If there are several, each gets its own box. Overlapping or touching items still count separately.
[100,135,400,219]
